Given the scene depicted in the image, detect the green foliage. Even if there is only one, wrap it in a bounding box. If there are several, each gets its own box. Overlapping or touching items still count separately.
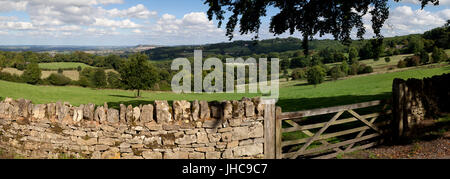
[359,42,374,60]
[407,36,425,54]
[431,47,449,63]
[341,61,350,75]
[418,49,430,64]
[57,68,63,74]
[404,56,421,67]
[79,67,107,88]
[348,47,359,63]
[397,60,407,68]
[291,68,307,80]
[92,69,107,88]
[330,66,346,81]
[21,63,41,85]
[290,57,310,68]
[0,72,22,83]
[78,76,90,88]
[77,66,82,72]
[46,73,71,86]
[385,57,391,63]
[358,64,374,74]
[349,63,359,75]
[423,24,450,49]
[306,65,326,86]
[107,72,122,89]
[119,53,159,97]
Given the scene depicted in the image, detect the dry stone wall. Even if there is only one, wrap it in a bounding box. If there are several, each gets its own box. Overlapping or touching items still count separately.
[392,73,450,138]
[0,97,266,159]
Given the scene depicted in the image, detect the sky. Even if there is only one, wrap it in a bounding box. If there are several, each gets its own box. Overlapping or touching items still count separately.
[0,0,449,46]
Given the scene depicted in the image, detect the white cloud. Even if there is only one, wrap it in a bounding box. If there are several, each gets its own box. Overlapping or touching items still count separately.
[0,0,27,12]
[107,4,157,19]
[400,0,450,6]
[132,29,142,33]
[0,21,34,30]
[97,0,124,5]
[0,16,18,21]
[359,5,449,38]
[154,12,222,35]
[94,18,141,28]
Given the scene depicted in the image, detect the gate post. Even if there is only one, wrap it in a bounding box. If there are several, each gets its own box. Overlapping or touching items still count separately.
[263,99,276,159]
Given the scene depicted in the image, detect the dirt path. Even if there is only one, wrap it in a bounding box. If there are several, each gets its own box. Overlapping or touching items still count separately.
[340,132,450,159]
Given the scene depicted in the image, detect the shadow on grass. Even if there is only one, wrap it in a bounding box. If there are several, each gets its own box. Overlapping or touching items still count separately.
[108,95,139,99]
[277,92,392,112]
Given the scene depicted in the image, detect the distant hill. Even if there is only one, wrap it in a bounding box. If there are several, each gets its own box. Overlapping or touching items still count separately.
[143,35,421,61]
[144,37,346,61]
[0,45,134,52]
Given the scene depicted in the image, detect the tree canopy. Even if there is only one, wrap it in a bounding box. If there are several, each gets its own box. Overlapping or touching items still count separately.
[119,53,159,97]
[204,0,439,55]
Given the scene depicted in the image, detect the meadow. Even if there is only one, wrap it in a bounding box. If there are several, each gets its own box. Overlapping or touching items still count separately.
[38,62,94,70]
[0,64,448,112]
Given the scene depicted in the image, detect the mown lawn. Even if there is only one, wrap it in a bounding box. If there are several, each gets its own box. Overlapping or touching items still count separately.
[277,64,450,112]
[0,64,449,111]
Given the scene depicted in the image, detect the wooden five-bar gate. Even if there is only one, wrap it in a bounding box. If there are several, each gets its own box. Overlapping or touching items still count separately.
[264,100,392,159]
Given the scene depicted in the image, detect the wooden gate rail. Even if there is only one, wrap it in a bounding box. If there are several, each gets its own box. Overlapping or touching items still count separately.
[275,100,391,159]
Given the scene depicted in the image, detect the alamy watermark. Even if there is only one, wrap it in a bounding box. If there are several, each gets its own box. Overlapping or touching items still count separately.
[171,50,279,104]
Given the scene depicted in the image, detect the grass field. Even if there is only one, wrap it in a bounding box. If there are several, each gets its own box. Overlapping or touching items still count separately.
[38,62,94,70]
[1,64,448,111]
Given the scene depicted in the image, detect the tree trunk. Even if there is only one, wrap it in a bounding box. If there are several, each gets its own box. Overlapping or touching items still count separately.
[137,89,140,97]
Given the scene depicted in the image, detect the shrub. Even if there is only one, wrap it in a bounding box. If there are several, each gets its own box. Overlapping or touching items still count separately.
[418,49,430,64]
[46,73,71,86]
[78,76,90,87]
[385,57,391,63]
[107,72,122,89]
[291,68,307,80]
[397,60,407,68]
[21,63,42,85]
[358,64,374,74]
[92,69,107,88]
[57,68,63,74]
[77,66,82,72]
[0,72,22,83]
[431,47,449,63]
[330,66,345,81]
[405,56,421,67]
[349,63,359,75]
[306,65,326,86]
[340,61,350,75]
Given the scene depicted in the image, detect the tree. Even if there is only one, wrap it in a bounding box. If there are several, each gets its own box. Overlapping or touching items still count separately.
[22,63,41,85]
[119,53,159,97]
[291,68,306,80]
[330,65,345,81]
[348,47,359,64]
[418,49,430,64]
[77,66,82,72]
[107,72,122,89]
[46,73,71,86]
[359,42,374,60]
[306,65,326,86]
[283,69,289,81]
[92,69,107,88]
[204,0,436,55]
[431,47,449,63]
[341,61,350,75]
[408,36,425,54]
